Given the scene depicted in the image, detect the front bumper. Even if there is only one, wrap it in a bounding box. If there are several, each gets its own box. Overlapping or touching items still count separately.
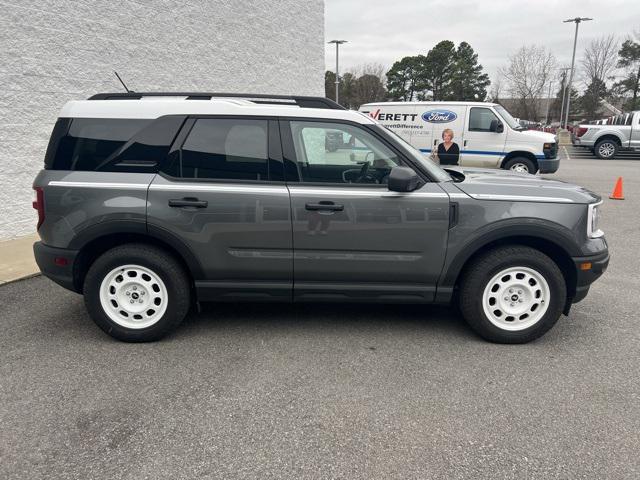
[538,157,560,174]
[570,250,609,304]
[33,241,80,292]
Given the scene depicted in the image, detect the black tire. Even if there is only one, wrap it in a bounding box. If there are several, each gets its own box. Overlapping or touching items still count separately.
[594,138,618,159]
[83,244,191,342]
[503,157,537,174]
[458,246,566,344]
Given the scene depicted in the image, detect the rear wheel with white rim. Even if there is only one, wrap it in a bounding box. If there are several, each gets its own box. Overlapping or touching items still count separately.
[459,246,566,343]
[503,157,537,174]
[84,244,190,342]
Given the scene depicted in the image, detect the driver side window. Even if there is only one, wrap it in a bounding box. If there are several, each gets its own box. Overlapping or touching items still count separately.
[469,107,499,132]
[289,121,402,184]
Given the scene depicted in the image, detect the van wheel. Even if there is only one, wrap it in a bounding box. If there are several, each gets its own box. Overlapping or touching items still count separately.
[83,244,190,342]
[503,157,537,174]
[458,246,566,344]
[594,139,618,159]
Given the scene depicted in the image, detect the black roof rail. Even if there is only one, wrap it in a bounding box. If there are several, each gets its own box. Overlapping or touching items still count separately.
[87,92,346,110]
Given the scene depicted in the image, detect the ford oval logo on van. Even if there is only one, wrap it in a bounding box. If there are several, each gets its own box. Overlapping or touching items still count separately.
[422,110,457,123]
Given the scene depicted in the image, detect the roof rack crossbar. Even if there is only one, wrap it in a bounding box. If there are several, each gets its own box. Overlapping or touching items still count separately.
[87,92,345,110]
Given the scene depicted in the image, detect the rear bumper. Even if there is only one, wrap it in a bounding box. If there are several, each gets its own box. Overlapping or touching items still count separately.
[33,241,80,293]
[571,250,609,304]
[538,157,560,174]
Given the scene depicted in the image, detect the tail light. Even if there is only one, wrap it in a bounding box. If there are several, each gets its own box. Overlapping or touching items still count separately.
[32,186,45,229]
[576,127,589,138]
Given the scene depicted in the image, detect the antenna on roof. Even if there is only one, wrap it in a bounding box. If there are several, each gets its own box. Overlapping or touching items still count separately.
[113,71,133,93]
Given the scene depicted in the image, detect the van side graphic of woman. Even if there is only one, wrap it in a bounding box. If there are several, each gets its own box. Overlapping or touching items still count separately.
[435,128,460,165]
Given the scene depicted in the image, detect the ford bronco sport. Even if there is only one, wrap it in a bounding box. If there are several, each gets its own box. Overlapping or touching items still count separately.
[33,93,609,343]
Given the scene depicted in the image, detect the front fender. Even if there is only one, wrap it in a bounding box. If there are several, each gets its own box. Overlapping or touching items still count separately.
[438,217,582,294]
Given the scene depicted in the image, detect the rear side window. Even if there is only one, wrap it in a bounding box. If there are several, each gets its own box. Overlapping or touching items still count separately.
[44,117,185,172]
[46,119,150,170]
[174,118,269,181]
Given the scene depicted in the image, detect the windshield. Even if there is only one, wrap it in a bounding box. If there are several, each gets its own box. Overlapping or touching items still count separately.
[494,105,520,130]
[372,125,451,182]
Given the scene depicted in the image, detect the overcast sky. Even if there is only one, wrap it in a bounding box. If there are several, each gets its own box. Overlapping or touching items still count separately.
[325,0,639,86]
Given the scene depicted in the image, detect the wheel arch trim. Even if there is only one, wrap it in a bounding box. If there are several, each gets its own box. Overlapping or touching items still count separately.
[438,220,581,294]
[68,220,205,291]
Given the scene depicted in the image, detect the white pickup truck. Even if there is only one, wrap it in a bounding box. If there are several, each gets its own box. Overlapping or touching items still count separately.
[573,111,640,159]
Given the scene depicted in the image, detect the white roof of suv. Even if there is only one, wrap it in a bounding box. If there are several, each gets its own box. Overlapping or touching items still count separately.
[60,96,375,124]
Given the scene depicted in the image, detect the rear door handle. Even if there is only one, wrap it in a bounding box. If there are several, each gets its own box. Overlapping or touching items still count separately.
[463,140,468,147]
[168,197,208,208]
[305,201,344,212]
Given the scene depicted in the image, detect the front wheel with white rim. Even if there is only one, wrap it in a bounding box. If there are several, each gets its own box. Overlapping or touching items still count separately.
[503,157,537,174]
[84,244,190,342]
[459,246,566,343]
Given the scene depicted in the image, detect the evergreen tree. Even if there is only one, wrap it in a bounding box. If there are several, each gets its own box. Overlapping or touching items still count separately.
[615,37,640,110]
[386,56,425,101]
[448,42,490,101]
[580,78,608,121]
[422,40,456,100]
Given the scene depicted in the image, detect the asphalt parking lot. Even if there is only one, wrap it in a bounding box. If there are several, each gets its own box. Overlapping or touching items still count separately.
[1,156,639,479]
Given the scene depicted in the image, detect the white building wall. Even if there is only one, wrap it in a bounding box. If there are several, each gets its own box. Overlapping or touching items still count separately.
[0,0,324,240]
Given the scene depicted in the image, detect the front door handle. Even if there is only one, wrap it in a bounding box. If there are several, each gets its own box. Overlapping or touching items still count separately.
[168,197,208,208]
[463,140,468,147]
[305,201,344,212]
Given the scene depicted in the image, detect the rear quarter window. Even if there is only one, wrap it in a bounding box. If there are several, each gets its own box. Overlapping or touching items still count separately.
[44,117,185,172]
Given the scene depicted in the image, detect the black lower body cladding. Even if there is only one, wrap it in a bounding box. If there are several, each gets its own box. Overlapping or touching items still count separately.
[33,242,79,292]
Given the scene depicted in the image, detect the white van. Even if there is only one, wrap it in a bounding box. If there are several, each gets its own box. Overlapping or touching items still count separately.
[359,101,559,174]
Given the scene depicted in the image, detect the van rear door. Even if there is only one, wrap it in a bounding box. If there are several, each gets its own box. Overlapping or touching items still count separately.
[460,106,507,168]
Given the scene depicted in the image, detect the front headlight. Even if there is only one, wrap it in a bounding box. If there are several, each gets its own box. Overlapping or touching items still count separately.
[587,201,604,238]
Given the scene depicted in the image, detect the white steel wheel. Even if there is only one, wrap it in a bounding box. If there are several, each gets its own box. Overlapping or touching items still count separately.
[509,162,530,173]
[99,264,168,329]
[481,266,551,331]
[597,142,615,158]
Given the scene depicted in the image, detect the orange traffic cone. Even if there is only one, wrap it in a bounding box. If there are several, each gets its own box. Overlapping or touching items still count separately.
[609,177,624,200]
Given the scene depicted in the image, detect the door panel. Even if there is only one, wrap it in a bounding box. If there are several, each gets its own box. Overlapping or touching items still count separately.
[631,115,640,149]
[288,184,450,301]
[461,106,507,168]
[281,119,450,301]
[148,117,292,300]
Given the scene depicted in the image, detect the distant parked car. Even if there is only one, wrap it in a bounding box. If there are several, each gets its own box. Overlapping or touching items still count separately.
[573,111,640,159]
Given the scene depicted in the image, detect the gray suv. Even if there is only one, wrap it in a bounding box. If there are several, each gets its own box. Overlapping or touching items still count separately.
[33,93,609,343]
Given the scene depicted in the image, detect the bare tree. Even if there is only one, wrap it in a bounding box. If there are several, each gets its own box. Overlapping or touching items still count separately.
[499,45,556,120]
[580,35,619,118]
[349,63,387,108]
[582,34,618,84]
[487,76,502,103]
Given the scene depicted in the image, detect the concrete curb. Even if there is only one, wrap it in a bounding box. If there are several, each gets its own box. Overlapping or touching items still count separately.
[0,233,40,284]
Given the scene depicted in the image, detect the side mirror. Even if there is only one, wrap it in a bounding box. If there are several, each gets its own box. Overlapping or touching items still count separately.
[490,119,504,133]
[388,166,420,192]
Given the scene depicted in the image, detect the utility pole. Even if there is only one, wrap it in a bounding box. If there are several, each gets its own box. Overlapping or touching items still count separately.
[558,67,571,127]
[545,80,554,125]
[328,40,347,104]
[563,17,592,129]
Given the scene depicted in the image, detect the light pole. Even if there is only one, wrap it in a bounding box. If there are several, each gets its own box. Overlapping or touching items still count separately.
[563,17,592,129]
[328,40,347,104]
